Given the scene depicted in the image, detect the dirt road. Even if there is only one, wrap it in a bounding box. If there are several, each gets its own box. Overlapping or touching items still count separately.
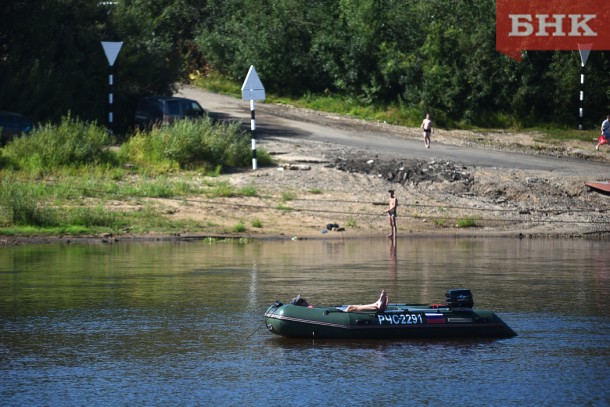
[178,86,609,175]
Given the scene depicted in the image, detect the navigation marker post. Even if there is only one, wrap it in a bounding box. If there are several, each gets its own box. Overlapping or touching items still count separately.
[577,44,592,130]
[241,65,265,170]
[101,41,123,134]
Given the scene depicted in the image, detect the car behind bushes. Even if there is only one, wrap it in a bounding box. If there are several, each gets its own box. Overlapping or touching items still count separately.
[134,96,205,130]
[0,111,33,145]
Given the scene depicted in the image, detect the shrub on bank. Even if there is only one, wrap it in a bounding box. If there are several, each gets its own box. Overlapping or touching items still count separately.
[0,113,274,233]
[120,117,273,172]
[1,115,114,172]
[0,113,273,174]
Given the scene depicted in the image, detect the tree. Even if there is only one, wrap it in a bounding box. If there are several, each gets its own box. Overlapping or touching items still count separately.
[2,0,608,130]
[0,0,209,134]
[0,0,108,122]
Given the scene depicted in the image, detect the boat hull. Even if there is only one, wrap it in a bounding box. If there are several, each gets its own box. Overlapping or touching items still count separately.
[264,303,516,340]
[585,180,610,196]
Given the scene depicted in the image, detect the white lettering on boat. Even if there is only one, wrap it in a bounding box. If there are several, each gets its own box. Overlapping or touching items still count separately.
[377,313,424,325]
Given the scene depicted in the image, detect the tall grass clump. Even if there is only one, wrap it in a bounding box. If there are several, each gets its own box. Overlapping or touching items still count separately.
[121,118,269,172]
[0,177,57,226]
[1,114,114,173]
[456,216,478,228]
[64,206,119,228]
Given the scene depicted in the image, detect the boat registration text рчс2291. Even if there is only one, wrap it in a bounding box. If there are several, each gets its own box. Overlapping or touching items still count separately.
[264,289,517,340]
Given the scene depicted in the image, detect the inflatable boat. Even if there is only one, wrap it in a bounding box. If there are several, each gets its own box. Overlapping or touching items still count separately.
[264,289,516,339]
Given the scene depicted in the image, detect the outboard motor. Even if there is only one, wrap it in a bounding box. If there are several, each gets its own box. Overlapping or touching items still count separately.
[445,289,474,308]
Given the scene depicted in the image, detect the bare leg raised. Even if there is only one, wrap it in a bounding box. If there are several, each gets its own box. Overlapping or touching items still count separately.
[345,290,388,312]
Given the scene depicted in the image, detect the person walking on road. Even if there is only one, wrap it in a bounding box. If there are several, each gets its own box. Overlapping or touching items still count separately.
[596,114,610,151]
[420,113,433,149]
[387,189,397,239]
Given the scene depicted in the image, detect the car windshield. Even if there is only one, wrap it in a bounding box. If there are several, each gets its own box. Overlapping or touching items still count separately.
[182,101,203,117]
[188,102,203,112]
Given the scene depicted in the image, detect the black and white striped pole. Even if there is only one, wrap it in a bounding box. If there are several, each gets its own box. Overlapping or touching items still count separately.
[577,44,592,130]
[101,41,123,134]
[579,64,584,130]
[241,66,265,170]
[250,99,257,169]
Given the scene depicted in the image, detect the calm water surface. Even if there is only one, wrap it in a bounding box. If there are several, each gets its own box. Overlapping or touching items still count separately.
[1,238,608,406]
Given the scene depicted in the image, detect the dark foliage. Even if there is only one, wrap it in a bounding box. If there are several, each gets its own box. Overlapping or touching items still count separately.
[1,0,608,134]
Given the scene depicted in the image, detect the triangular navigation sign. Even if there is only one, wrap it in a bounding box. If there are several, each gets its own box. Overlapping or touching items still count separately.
[578,43,593,67]
[101,41,123,66]
[241,65,265,101]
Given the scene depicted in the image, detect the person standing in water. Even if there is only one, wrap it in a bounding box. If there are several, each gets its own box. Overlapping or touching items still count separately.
[387,189,397,239]
[420,113,433,148]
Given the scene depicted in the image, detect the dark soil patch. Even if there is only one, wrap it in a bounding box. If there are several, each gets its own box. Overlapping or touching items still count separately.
[331,156,474,188]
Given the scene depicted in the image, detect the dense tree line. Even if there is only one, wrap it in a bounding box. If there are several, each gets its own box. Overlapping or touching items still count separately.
[1,0,608,133]
[1,0,205,133]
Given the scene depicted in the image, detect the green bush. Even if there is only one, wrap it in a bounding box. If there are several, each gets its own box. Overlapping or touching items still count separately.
[456,216,478,228]
[231,221,247,233]
[1,115,114,172]
[120,118,261,171]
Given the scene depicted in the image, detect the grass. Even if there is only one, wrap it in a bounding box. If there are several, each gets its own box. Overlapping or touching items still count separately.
[206,181,237,198]
[191,70,242,98]
[231,221,247,233]
[200,236,252,244]
[0,171,268,236]
[529,127,599,143]
[346,217,357,228]
[0,174,267,236]
[0,116,275,236]
[433,218,447,227]
[0,182,126,233]
[455,216,478,228]
[240,184,258,197]
[281,191,296,202]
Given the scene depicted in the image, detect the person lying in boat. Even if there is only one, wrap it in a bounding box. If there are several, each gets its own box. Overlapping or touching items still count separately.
[290,290,388,312]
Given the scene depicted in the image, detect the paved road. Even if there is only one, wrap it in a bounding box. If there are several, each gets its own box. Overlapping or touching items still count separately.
[178,87,608,176]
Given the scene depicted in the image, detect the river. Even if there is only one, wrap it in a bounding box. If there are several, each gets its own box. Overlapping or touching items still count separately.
[1,238,608,406]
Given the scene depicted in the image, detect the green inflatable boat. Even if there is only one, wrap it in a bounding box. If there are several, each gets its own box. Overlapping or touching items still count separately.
[264,289,516,339]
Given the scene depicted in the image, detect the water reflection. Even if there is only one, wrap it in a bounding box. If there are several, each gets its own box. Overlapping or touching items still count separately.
[1,237,608,314]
